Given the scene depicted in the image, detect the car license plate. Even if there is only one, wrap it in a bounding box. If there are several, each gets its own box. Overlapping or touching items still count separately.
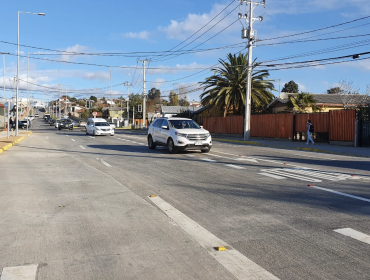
[195,141,202,145]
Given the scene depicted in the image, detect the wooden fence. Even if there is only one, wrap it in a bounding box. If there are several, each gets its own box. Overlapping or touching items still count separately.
[203,116,243,134]
[329,110,355,142]
[250,113,293,139]
[203,109,356,143]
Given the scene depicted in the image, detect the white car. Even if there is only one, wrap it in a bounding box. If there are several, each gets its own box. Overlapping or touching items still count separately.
[34,114,39,117]
[86,118,114,136]
[147,117,212,154]
[108,122,116,129]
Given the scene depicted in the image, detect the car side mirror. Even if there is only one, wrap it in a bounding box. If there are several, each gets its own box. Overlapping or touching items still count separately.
[200,126,203,129]
[161,125,168,130]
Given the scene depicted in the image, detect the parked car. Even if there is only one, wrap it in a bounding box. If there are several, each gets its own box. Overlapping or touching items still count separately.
[108,122,116,129]
[58,119,73,130]
[11,121,27,130]
[86,118,114,136]
[79,120,86,127]
[147,117,212,154]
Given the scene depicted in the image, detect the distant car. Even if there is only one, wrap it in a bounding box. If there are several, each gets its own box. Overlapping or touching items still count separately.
[86,118,114,136]
[11,121,27,130]
[58,119,73,130]
[79,120,86,127]
[49,119,57,126]
[108,122,116,129]
[34,114,39,117]
[55,119,62,128]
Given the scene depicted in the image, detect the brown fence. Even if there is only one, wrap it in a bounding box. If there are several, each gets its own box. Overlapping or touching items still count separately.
[295,113,329,133]
[329,110,355,141]
[203,116,244,134]
[250,113,293,139]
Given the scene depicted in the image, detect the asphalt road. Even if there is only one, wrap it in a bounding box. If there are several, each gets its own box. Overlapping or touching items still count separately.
[1,116,370,280]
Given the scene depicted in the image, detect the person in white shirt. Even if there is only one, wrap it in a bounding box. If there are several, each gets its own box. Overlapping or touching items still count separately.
[306,119,315,145]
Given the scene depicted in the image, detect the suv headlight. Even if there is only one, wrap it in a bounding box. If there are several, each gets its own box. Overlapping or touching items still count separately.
[175,132,187,138]
[205,133,210,138]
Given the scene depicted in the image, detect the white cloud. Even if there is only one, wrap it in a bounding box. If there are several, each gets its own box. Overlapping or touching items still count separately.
[84,72,110,82]
[123,31,150,40]
[60,44,88,62]
[159,3,238,41]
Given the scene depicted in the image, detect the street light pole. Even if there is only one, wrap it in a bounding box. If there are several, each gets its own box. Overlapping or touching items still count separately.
[16,11,45,136]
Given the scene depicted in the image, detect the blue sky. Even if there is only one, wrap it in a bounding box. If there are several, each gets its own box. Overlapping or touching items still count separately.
[1,0,370,104]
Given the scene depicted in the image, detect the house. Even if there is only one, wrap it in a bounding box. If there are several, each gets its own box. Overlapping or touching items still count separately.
[161,105,203,118]
[102,106,124,121]
[267,92,370,113]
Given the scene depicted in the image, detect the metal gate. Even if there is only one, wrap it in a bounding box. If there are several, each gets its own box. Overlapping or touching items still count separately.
[358,107,370,147]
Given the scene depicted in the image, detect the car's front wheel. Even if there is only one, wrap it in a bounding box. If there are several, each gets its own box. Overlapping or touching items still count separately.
[201,147,211,153]
[167,138,177,154]
[148,135,156,149]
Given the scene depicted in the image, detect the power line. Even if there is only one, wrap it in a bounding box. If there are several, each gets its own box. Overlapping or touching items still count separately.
[258,15,370,42]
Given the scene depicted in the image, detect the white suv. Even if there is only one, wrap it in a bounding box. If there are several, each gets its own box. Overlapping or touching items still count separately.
[86,118,114,136]
[147,117,212,154]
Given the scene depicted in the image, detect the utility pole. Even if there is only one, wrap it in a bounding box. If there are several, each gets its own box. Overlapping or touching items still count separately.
[58,69,61,119]
[240,0,265,141]
[138,59,151,128]
[123,82,132,126]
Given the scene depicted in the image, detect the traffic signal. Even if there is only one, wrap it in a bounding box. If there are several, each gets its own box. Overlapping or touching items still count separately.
[138,104,142,112]
[86,100,90,109]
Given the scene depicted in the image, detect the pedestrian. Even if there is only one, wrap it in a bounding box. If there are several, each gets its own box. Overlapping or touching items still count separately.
[306,119,315,145]
[9,117,13,131]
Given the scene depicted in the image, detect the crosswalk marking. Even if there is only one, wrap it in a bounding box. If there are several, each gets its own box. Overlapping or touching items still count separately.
[294,154,337,161]
[260,168,322,182]
[201,158,216,162]
[1,264,38,280]
[334,228,370,245]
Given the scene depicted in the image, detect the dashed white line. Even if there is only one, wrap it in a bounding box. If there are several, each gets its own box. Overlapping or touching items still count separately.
[225,164,245,170]
[201,158,216,162]
[334,228,370,245]
[89,136,95,139]
[310,186,370,203]
[79,145,86,150]
[96,158,112,167]
[1,264,38,280]
[149,196,279,280]
[71,139,75,142]
[258,173,286,179]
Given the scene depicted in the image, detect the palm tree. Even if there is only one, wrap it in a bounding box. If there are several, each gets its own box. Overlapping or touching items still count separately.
[287,92,321,112]
[200,53,275,117]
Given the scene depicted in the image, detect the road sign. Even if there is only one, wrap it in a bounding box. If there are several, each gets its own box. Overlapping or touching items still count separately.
[92,111,98,117]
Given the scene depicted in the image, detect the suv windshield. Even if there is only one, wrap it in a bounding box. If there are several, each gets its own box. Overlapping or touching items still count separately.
[95,122,110,126]
[169,120,200,129]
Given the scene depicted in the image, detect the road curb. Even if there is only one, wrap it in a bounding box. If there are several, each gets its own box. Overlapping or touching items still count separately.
[213,137,370,158]
[0,131,32,155]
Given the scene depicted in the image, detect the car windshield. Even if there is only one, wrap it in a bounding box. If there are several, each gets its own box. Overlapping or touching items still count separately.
[95,122,110,126]
[169,120,200,129]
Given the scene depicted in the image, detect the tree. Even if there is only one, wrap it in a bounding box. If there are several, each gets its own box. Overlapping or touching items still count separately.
[281,81,299,93]
[148,88,161,103]
[90,96,98,102]
[200,53,275,117]
[169,91,178,106]
[178,98,190,106]
[287,92,321,112]
[327,87,342,94]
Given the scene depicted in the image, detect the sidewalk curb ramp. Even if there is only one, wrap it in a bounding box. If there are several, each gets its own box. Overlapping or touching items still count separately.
[0,131,32,154]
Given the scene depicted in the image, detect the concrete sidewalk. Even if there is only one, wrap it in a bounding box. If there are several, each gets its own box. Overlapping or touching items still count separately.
[212,134,370,158]
[0,130,32,154]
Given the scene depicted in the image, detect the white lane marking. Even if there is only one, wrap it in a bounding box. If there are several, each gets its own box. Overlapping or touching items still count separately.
[89,136,95,139]
[311,186,370,203]
[236,157,259,163]
[294,154,337,161]
[96,158,112,167]
[1,264,38,280]
[201,158,216,162]
[334,228,370,245]
[116,137,122,140]
[258,173,286,179]
[261,169,322,182]
[149,196,279,280]
[138,143,146,145]
[185,154,194,157]
[214,151,258,162]
[71,139,75,142]
[225,164,245,170]
[65,135,69,137]
[79,145,86,150]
